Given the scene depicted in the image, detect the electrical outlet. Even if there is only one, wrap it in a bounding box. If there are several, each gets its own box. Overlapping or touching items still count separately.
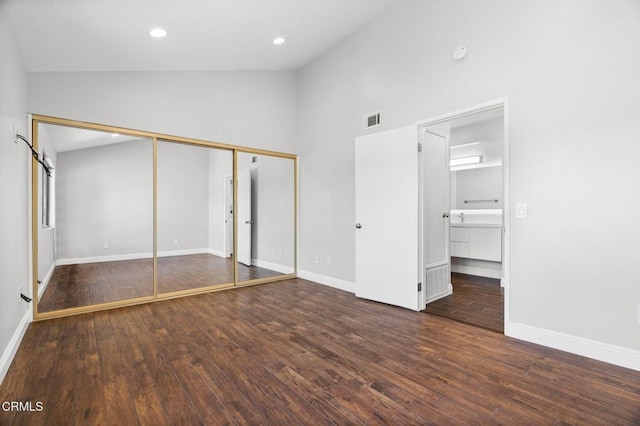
[314,254,320,264]
[279,248,284,257]
[326,256,332,266]
[103,242,109,249]
[19,284,24,302]
[12,124,18,143]
[173,239,179,245]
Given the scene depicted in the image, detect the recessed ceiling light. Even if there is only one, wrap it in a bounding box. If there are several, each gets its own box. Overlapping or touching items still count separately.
[111,133,120,137]
[150,28,168,38]
[273,37,285,45]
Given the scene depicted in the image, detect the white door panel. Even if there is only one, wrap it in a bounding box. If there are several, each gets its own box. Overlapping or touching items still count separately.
[237,168,252,266]
[423,130,451,304]
[355,125,421,311]
[424,131,449,266]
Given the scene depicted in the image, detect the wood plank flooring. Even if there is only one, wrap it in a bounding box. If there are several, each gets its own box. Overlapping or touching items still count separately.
[427,273,504,333]
[3,279,640,424]
[38,254,284,312]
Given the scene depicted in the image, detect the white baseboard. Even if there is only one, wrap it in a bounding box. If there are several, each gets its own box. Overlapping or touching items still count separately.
[38,261,56,299]
[57,252,153,265]
[208,248,226,258]
[506,321,640,372]
[157,249,211,258]
[56,248,214,265]
[0,309,31,386]
[451,264,502,279]
[297,270,355,293]
[252,259,295,275]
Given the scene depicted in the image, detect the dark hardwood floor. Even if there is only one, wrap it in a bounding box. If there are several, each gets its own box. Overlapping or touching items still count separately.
[39,254,285,312]
[3,279,640,424]
[427,273,504,333]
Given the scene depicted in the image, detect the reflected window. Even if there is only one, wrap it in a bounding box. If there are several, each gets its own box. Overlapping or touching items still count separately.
[41,152,55,229]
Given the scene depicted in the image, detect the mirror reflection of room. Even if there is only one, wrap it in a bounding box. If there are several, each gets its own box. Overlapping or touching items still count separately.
[156,141,235,294]
[236,152,295,283]
[34,118,298,317]
[37,123,154,313]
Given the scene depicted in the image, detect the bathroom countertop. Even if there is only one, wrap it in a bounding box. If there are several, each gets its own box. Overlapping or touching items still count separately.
[450,223,503,228]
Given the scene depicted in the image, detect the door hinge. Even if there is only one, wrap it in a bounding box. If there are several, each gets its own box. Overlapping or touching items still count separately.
[417,143,422,152]
[418,282,422,292]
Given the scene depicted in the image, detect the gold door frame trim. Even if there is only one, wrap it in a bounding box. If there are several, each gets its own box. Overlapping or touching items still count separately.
[31,114,298,321]
[32,114,296,159]
[31,118,40,319]
[153,137,159,299]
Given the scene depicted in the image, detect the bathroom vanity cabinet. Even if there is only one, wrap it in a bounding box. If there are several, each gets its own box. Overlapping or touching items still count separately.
[450,224,502,262]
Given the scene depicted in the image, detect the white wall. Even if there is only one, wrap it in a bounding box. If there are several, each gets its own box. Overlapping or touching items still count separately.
[55,140,154,261]
[297,0,640,357]
[28,71,297,154]
[454,167,502,210]
[55,139,233,261]
[0,6,30,382]
[157,141,210,254]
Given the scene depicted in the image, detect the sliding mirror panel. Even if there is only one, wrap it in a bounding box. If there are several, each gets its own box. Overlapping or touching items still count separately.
[36,123,154,313]
[236,153,295,284]
[157,140,234,295]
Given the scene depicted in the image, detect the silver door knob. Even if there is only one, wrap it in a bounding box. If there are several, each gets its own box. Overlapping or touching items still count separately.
[355,223,362,229]
[442,212,450,218]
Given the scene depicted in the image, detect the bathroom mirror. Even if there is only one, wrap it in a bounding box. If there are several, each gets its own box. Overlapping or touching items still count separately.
[449,109,504,211]
[157,140,234,295]
[236,152,296,284]
[36,122,154,314]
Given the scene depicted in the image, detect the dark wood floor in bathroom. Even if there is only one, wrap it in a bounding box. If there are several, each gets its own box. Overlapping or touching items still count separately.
[426,273,504,332]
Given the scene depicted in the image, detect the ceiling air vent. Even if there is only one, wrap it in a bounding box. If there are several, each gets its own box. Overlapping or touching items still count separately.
[364,112,381,130]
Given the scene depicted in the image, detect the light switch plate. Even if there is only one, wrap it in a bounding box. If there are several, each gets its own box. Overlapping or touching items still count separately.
[515,203,527,219]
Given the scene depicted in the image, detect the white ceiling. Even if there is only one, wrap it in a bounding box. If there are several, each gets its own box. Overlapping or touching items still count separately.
[3,0,407,72]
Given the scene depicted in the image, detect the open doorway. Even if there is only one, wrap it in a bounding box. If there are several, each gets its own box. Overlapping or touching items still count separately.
[422,100,508,333]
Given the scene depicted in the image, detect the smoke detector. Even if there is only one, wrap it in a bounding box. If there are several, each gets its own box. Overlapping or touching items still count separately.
[453,45,469,61]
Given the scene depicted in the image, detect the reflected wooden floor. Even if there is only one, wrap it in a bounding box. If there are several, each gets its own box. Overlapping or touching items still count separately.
[3,279,640,424]
[426,273,504,333]
[39,254,284,312]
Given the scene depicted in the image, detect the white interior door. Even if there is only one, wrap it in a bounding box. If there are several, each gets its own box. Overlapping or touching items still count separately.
[225,175,234,258]
[237,168,252,266]
[355,125,422,311]
[422,130,451,305]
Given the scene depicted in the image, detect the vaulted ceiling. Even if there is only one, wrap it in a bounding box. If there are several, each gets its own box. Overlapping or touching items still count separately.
[2,0,407,72]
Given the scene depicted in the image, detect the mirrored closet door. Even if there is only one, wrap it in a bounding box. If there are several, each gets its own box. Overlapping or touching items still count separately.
[36,122,154,314]
[32,115,297,320]
[236,152,296,284]
[157,140,234,296]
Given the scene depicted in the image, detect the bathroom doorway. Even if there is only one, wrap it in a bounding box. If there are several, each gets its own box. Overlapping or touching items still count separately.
[422,99,509,333]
